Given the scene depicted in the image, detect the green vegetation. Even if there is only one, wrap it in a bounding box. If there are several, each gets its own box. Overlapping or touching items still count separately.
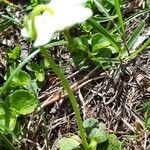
[0,0,150,149]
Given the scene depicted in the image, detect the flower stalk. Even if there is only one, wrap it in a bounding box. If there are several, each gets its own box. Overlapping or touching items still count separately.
[40,47,89,150]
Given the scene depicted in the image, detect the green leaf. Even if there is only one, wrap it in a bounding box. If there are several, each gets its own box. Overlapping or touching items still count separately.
[44,58,50,68]
[81,22,92,32]
[4,63,17,81]
[91,33,121,55]
[26,62,45,81]
[93,0,111,16]
[83,118,98,135]
[114,0,125,35]
[98,134,122,150]
[9,90,38,116]
[96,48,112,58]
[107,134,122,150]
[0,114,16,134]
[75,36,89,52]
[126,38,150,60]
[26,79,40,93]
[144,102,150,129]
[146,0,150,7]
[12,70,31,87]
[0,19,12,32]
[0,102,9,116]
[31,0,38,6]
[0,12,22,27]
[0,102,16,133]
[107,0,114,5]
[91,57,121,66]
[87,18,122,53]
[91,48,112,67]
[92,15,117,23]
[71,51,88,67]
[35,70,45,82]
[26,62,41,72]
[91,33,110,53]
[146,118,150,128]
[127,21,145,49]
[56,135,81,150]
[8,45,21,60]
[89,126,108,144]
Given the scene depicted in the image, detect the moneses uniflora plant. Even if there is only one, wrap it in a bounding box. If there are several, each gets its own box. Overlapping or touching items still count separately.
[21,0,92,47]
[21,0,93,149]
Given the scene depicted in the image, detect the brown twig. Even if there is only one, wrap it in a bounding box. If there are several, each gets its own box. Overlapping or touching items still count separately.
[38,66,100,110]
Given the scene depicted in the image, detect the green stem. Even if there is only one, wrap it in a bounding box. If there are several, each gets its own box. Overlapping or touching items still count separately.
[89,140,97,150]
[114,0,125,36]
[114,0,130,56]
[40,47,89,150]
[63,30,77,52]
[0,41,65,97]
[0,132,16,150]
[0,49,40,97]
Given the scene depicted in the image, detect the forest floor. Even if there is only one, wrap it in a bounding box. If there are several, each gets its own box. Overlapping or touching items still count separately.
[0,0,150,149]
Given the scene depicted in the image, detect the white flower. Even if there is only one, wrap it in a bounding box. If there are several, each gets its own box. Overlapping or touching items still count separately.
[21,0,92,47]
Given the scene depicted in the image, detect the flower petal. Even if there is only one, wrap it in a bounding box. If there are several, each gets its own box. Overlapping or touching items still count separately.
[50,7,92,31]
[33,31,53,47]
[48,0,86,8]
[33,14,55,47]
[21,19,32,38]
[21,28,30,38]
[22,0,92,47]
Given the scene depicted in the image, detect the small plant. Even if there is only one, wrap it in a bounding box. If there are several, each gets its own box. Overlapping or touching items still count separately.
[137,102,150,130]
[56,118,122,150]
[0,90,38,133]
[0,0,150,149]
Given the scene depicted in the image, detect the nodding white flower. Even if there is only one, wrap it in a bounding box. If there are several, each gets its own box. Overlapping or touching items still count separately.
[21,0,92,47]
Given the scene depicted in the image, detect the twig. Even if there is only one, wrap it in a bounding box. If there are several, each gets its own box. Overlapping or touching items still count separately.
[38,66,99,110]
[40,78,94,109]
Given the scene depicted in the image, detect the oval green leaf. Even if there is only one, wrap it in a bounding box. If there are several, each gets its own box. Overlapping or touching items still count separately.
[0,102,16,133]
[56,135,81,150]
[12,70,31,87]
[9,90,38,115]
